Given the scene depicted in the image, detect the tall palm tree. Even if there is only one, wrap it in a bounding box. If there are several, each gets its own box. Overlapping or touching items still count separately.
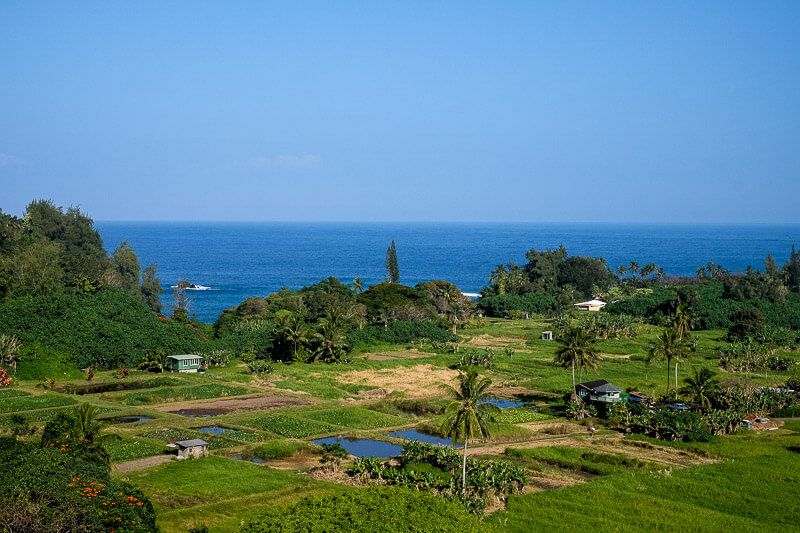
[647,327,695,398]
[275,313,311,361]
[310,318,348,362]
[680,368,721,411]
[553,325,601,396]
[73,403,118,466]
[352,277,364,295]
[671,303,694,340]
[0,334,21,374]
[628,261,640,278]
[440,369,499,496]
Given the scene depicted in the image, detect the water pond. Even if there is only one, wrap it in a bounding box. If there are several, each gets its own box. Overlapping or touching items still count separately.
[481,397,526,409]
[312,436,402,458]
[103,415,153,424]
[231,454,267,464]
[388,429,462,448]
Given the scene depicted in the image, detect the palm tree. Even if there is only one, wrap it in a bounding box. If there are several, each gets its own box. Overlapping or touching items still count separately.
[275,313,311,361]
[0,334,21,374]
[440,369,499,496]
[138,351,167,373]
[352,277,364,295]
[73,403,118,466]
[647,327,695,398]
[680,368,721,411]
[671,303,694,340]
[615,265,628,277]
[553,325,601,396]
[310,318,348,362]
[628,261,640,278]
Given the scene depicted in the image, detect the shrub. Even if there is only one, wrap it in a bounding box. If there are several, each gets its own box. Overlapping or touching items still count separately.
[477,293,558,318]
[0,437,156,532]
[0,288,209,369]
[348,320,455,350]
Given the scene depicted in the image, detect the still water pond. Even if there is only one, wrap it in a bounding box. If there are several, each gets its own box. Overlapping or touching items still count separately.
[312,437,402,458]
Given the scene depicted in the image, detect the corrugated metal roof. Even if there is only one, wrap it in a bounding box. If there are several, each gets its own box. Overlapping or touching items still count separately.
[167,354,203,361]
[176,439,208,448]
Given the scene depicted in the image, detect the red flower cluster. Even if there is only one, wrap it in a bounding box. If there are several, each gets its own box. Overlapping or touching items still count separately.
[0,368,12,388]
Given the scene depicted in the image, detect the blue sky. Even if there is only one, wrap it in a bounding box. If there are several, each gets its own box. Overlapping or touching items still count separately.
[1,1,799,222]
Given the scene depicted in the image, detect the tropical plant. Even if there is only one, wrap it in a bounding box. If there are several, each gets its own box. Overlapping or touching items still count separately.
[72,403,119,466]
[352,277,364,295]
[553,324,601,395]
[272,312,311,361]
[309,317,349,363]
[680,368,722,411]
[440,369,499,495]
[647,327,695,399]
[138,350,167,373]
[0,334,21,374]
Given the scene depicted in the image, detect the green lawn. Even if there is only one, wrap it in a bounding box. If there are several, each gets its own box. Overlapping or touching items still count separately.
[119,455,337,532]
[491,424,800,532]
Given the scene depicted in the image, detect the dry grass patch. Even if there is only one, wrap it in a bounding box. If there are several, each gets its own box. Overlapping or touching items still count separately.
[338,364,460,398]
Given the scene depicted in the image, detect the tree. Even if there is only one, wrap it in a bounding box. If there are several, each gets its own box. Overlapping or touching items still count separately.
[784,245,800,293]
[440,369,499,495]
[671,302,694,340]
[385,240,400,283]
[141,264,164,313]
[310,318,349,362]
[728,308,764,341]
[171,278,192,321]
[8,240,64,296]
[273,312,311,361]
[72,403,117,466]
[648,327,695,398]
[352,277,364,295]
[553,324,601,395]
[111,241,141,296]
[680,368,721,411]
[138,351,167,373]
[764,254,780,279]
[0,334,21,375]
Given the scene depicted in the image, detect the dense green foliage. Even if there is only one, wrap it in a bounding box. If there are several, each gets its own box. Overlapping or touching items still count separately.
[241,487,490,533]
[0,288,208,370]
[0,430,156,531]
[477,292,558,317]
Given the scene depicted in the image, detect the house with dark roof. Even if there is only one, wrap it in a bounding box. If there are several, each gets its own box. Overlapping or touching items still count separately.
[575,380,623,404]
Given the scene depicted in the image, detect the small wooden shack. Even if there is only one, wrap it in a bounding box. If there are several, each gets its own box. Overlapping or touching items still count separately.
[167,354,203,373]
[541,330,554,341]
[175,439,208,459]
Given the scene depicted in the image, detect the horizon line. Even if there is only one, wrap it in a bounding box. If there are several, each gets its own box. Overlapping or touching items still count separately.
[94,219,800,226]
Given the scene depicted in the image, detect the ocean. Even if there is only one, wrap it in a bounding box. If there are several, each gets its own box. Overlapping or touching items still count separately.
[96,222,800,323]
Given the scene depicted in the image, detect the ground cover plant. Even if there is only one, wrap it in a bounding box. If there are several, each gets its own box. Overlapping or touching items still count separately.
[242,487,492,533]
[492,424,800,532]
[119,384,249,405]
[119,455,332,532]
[0,392,76,413]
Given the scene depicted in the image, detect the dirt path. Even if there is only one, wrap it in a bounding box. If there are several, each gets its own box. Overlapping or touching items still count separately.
[114,454,173,473]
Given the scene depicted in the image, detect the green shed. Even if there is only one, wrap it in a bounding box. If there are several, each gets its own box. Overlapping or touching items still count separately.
[167,354,204,373]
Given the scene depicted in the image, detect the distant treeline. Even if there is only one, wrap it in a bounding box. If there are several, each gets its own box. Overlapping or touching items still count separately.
[479,244,800,330]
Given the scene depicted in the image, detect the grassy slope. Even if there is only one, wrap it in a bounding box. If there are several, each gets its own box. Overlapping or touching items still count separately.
[120,455,339,532]
[491,423,800,532]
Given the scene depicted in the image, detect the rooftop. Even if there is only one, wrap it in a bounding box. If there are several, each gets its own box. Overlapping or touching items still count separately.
[577,379,622,393]
[167,354,204,361]
[176,439,208,448]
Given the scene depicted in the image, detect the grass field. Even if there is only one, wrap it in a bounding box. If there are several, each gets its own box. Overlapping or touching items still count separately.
[2,317,798,532]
